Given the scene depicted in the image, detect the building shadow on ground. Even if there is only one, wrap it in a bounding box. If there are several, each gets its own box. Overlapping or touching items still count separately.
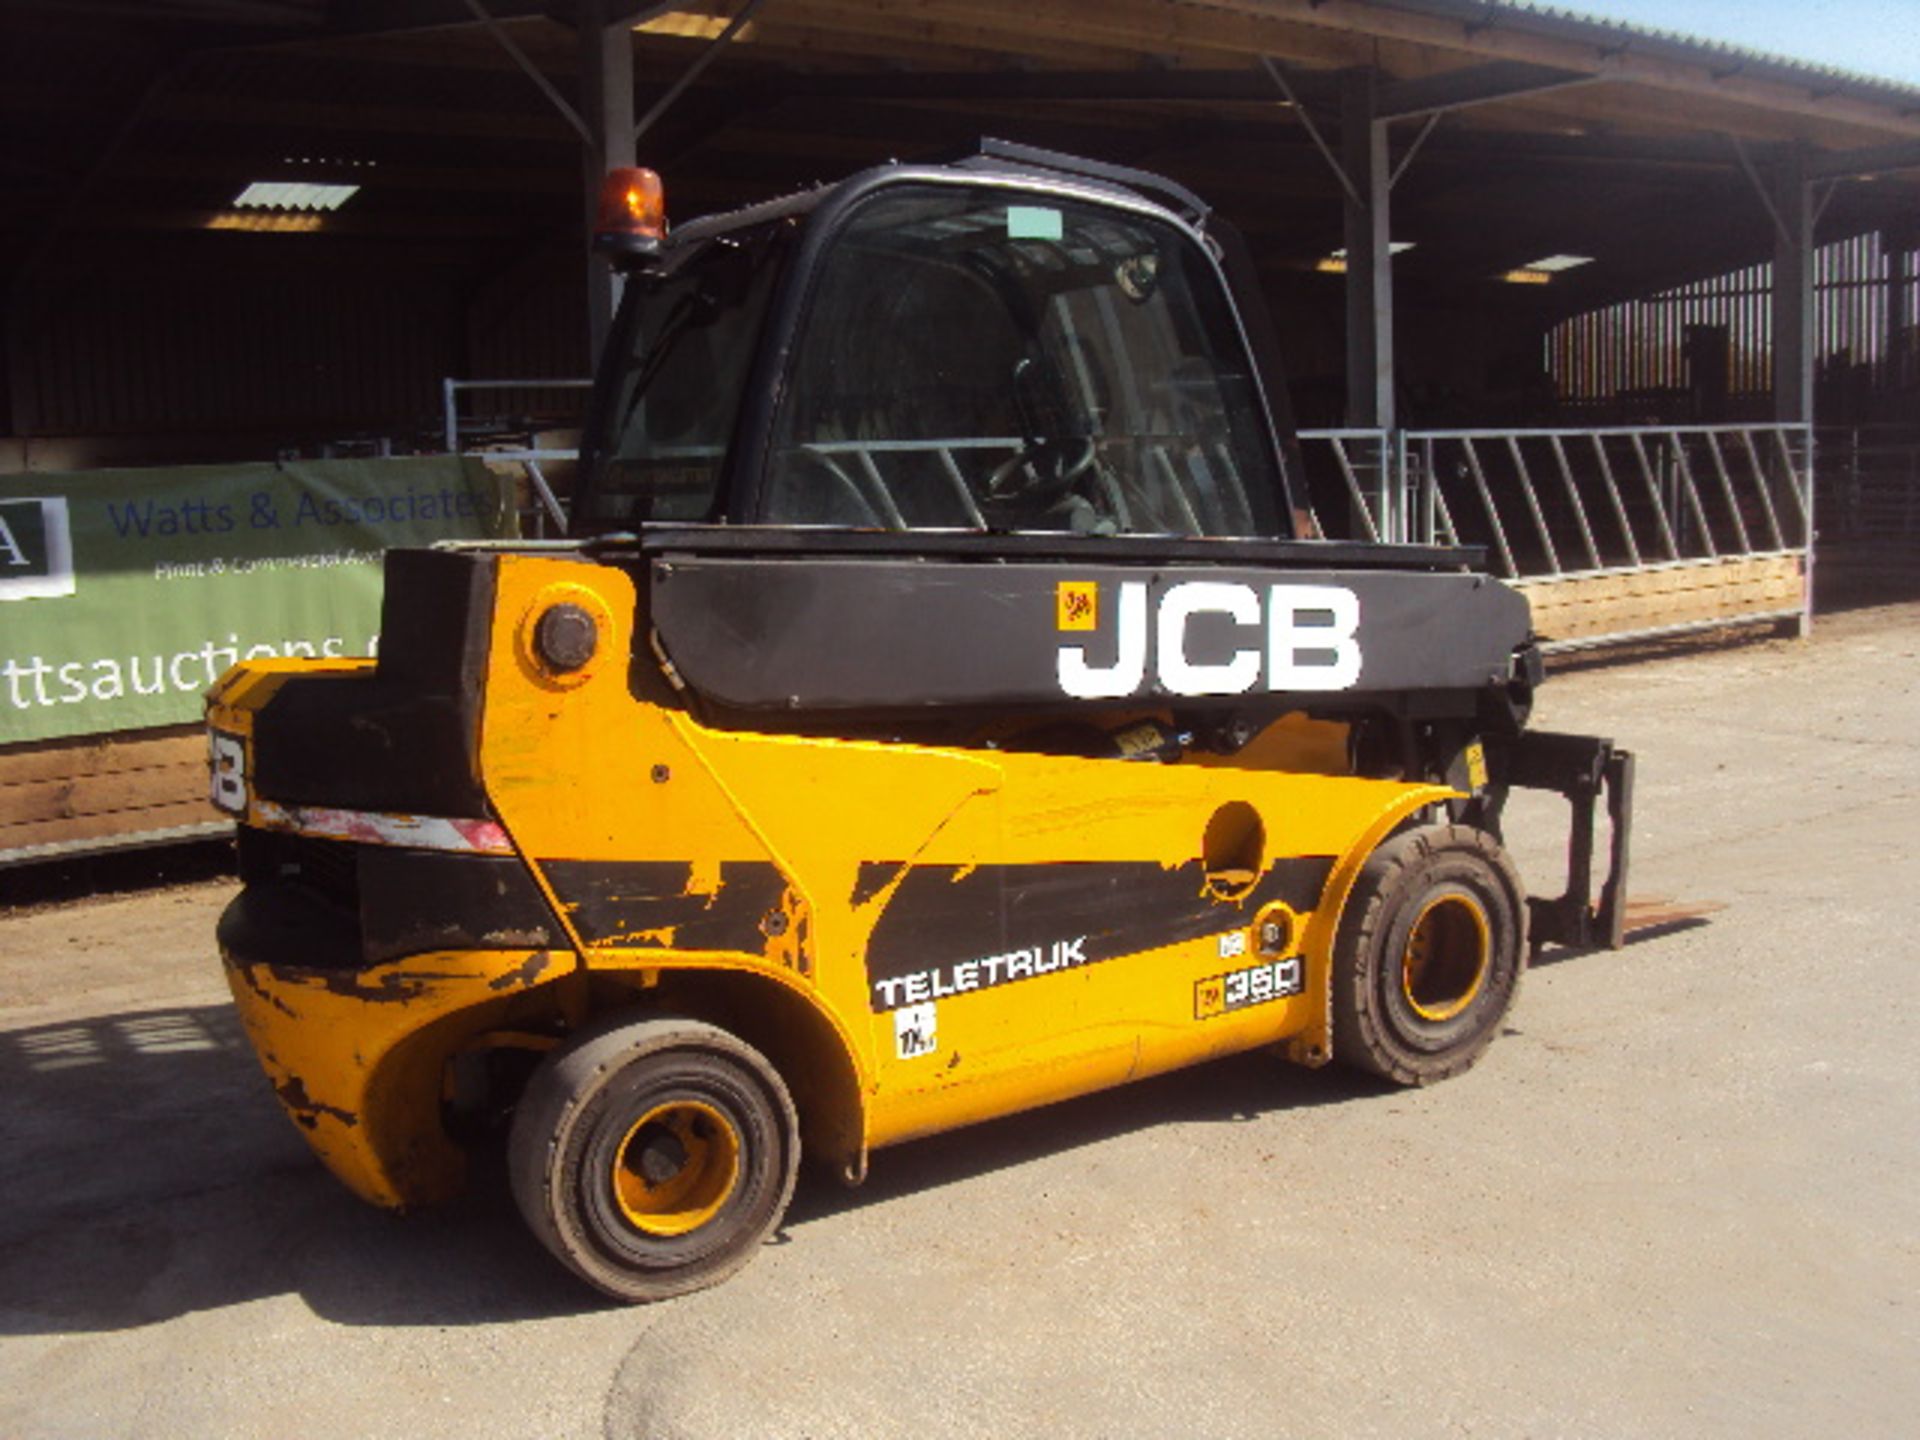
[0,1002,595,1335]
[0,1000,1392,1333]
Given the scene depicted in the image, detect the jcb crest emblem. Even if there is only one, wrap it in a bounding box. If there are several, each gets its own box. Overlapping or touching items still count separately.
[1056,580,1098,632]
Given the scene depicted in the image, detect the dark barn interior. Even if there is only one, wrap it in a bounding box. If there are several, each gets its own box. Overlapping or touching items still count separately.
[5,0,1917,472]
[3,0,1917,863]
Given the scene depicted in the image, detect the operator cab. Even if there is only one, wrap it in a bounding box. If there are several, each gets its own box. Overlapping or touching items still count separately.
[575,142,1295,542]
[563,144,1533,756]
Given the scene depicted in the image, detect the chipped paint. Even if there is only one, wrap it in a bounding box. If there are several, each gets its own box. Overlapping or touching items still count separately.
[487,950,554,991]
[306,968,437,1004]
[275,1074,358,1130]
[227,957,297,1018]
[478,926,552,949]
[222,944,573,1209]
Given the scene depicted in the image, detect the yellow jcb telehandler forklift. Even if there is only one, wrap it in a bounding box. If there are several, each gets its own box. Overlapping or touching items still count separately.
[208,142,1632,1302]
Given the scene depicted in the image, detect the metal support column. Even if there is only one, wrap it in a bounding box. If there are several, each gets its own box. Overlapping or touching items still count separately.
[1769,146,1817,635]
[1886,227,1911,385]
[1771,145,1813,425]
[579,0,636,364]
[1341,68,1394,435]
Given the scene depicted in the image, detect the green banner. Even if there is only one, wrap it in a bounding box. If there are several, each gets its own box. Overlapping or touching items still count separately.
[0,456,517,744]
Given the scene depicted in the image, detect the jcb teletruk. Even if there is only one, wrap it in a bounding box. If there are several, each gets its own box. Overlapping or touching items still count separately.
[209,143,1631,1301]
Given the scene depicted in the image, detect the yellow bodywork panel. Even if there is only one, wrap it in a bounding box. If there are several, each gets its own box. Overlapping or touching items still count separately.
[479,556,1451,1163]
[221,945,571,1208]
[213,552,1456,1206]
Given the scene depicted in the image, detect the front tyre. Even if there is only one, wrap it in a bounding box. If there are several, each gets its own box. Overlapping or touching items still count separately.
[1332,824,1527,1086]
[508,1016,799,1303]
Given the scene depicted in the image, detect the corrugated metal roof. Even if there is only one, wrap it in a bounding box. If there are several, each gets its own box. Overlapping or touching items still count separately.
[1401,0,1920,103]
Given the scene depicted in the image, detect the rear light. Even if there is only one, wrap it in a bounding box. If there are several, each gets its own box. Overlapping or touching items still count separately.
[593,166,666,262]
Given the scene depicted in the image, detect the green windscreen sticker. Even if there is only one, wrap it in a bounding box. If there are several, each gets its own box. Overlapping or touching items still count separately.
[1007,205,1064,241]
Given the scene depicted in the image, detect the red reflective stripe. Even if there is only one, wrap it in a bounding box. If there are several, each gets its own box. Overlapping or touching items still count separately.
[251,800,513,854]
[450,818,513,852]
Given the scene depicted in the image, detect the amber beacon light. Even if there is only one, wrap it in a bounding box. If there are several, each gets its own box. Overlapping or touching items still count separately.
[593,166,667,263]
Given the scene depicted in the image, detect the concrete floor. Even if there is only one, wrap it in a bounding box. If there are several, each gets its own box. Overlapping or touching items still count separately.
[2,601,1916,1439]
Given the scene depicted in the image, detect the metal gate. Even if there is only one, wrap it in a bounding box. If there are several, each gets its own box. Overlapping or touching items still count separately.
[445,380,1817,652]
[1301,425,1814,651]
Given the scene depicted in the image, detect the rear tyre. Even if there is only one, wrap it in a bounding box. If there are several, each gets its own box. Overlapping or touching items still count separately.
[508,1016,799,1303]
[1331,824,1527,1086]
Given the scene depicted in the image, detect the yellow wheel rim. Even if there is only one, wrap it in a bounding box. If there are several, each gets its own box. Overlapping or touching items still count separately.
[612,1100,742,1237]
[1400,891,1491,1023]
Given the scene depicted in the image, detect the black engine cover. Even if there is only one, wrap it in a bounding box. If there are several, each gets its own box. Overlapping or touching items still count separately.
[644,547,1530,718]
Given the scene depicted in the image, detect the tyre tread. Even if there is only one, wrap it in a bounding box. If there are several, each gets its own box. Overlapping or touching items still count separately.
[1331,823,1527,1087]
[507,1013,799,1303]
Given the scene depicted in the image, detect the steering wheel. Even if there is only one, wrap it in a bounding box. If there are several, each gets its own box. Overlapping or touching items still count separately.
[985,435,1098,504]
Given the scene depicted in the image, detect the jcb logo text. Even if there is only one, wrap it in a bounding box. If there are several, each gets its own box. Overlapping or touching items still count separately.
[1057,580,1361,699]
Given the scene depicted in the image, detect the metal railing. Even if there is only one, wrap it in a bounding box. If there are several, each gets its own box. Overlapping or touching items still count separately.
[440,376,591,454]
[1296,428,1399,541]
[478,447,572,534]
[1402,424,1815,647]
[435,384,1818,644]
[441,376,591,536]
[1403,424,1812,576]
[1295,423,1814,646]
